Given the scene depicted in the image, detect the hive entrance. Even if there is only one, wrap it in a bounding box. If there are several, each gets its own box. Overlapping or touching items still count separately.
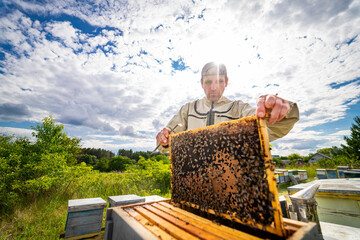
[169,116,284,237]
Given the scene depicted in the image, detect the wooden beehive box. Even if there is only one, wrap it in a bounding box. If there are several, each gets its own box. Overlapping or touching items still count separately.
[169,116,285,237]
[104,199,319,240]
[65,197,107,239]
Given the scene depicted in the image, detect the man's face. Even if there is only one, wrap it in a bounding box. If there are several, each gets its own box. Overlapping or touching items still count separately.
[201,67,228,102]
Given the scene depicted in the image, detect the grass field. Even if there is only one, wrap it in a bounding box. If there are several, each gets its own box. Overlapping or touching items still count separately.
[0,167,316,239]
[0,169,170,240]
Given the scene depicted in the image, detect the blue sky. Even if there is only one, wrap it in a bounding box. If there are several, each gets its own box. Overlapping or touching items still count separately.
[0,0,359,156]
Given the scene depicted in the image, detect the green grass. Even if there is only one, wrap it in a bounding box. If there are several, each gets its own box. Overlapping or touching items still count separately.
[0,165,317,239]
[0,170,170,240]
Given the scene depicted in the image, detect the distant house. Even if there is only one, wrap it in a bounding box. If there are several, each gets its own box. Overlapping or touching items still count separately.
[272,155,280,158]
[280,159,291,165]
[309,153,331,164]
[296,158,305,166]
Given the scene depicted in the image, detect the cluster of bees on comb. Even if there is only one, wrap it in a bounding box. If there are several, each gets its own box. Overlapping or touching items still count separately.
[170,117,275,226]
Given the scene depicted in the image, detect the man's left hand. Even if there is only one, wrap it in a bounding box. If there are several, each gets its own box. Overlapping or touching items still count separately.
[256,94,290,124]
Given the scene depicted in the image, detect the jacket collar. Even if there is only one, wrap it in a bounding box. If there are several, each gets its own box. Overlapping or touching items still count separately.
[203,95,231,106]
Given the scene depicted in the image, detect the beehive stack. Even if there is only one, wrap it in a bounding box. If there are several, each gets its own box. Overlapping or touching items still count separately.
[169,115,285,237]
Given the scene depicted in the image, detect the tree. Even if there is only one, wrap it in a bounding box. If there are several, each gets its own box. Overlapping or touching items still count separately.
[94,158,109,172]
[108,156,134,172]
[153,155,170,164]
[342,116,360,164]
[287,153,302,160]
[31,116,81,165]
[81,148,114,160]
[117,149,133,158]
[77,154,97,165]
[317,146,344,158]
[0,116,87,214]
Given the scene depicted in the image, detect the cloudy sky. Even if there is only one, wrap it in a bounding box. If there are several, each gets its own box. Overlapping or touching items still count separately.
[0,0,359,156]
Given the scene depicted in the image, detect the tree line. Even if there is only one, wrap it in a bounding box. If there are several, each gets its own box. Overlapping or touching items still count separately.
[0,116,170,216]
[76,148,167,172]
[273,116,360,168]
[1,115,359,216]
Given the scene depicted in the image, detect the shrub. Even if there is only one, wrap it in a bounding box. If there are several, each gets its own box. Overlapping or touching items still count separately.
[0,116,85,215]
[108,156,134,172]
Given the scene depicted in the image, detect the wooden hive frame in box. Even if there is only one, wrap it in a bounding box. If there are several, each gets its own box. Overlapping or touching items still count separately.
[169,115,285,237]
[104,199,319,239]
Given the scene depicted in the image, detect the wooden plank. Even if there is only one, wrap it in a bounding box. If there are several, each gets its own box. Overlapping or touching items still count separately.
[125,208,176,240]
[283,217,307,235]
[64,222,102,238]
[65,208,104,238]
[134,206,200,240]
[65,232,100,240]
[175,201,282,236]
[67,208,104,219]
[287,222,318,240]
[143,205,221,240]
[159,202,263,240]
[283,218,307,228]
[66,214,102,226]
[258,117,285,237]
[284,225,300,235]
[111,207,159,240]
[153,203,261,240]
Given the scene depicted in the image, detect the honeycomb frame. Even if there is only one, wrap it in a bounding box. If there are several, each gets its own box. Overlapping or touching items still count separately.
[169,115,285,237]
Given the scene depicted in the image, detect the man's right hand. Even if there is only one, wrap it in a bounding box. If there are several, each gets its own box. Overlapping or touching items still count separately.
[156,127,171,146]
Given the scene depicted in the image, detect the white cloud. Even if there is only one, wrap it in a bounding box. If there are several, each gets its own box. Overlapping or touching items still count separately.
[1,0,359,156]
[0,127,35,139]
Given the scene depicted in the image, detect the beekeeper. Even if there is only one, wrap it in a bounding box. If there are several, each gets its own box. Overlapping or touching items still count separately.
[156,62,299,153]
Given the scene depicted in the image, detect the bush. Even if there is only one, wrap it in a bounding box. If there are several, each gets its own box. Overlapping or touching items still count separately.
[94,158,109,172]
[126,156,171,194]
[0,116,86,215]
[108,156,134,172]
[77,154,97,165]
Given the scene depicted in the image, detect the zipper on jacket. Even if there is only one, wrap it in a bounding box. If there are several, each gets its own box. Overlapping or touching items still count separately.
[207,102,215,126]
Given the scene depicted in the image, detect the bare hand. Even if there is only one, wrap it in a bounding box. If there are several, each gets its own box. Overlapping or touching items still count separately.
[256,94,290,124]
[156,128,171,146]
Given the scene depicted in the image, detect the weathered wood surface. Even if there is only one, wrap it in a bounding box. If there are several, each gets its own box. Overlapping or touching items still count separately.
[320,221,360,240]
[65,222,102,238]
[65,198,107,239]
[316,169,327,180]
[288,179,360,196]
[65,208,104,238]
[144,195,167,202]
[288,179,360,228]
[108,194,145,207]
[326,169,338,179]
[298,170,308,181]
[103,200,320,240]
[156,202,261,240]
[68,197,107,212]
[66,209,103,226]
[109,207,159,240]
[125,208,175,240]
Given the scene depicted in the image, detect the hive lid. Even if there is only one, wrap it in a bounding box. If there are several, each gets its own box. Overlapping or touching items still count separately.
[169,115,285,237]
[288,179,360,195]
[108,194,145,206]
[68,197,107,212]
